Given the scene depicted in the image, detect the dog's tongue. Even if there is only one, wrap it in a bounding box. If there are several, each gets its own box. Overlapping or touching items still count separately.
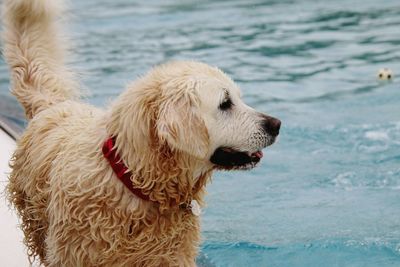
[252,151,263,159]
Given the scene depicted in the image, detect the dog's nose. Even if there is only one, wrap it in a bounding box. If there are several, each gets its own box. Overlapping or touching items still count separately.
[261,116,281,137]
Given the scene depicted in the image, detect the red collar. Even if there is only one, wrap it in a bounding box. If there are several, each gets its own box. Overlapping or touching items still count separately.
[102,137,151,201]
[102,137,204,214]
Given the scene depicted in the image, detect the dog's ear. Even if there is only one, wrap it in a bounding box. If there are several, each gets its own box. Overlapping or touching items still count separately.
[157,93,209,159]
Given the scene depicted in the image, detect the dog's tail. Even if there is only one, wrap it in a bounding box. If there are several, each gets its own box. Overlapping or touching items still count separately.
[2,0,79,120]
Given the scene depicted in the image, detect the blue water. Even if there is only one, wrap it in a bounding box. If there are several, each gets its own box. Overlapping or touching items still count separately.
[1,0,400,266]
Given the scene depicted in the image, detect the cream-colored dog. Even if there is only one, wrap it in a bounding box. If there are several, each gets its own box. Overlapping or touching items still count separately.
[3,0,281,266]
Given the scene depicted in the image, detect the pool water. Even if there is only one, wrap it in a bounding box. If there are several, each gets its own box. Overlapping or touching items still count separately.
[1,0,400,266]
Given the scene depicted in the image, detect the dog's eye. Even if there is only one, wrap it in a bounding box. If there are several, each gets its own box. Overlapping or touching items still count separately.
[219,98,233,110]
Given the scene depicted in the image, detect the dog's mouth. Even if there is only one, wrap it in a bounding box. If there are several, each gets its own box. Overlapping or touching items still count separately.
[210,147,265,170]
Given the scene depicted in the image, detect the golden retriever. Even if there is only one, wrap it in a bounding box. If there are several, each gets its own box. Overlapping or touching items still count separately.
[2,0,281,266]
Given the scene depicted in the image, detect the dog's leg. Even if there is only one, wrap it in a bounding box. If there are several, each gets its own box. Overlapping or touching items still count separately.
[2,0,79,119]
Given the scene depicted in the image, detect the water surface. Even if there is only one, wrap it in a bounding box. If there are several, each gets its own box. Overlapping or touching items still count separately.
[1,0,399,266]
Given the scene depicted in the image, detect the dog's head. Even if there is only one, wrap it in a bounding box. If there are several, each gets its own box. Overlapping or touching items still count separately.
[155,61,280,170]
[107,61,280,209]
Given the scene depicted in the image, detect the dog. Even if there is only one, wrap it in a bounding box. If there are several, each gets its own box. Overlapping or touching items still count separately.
[2,0,281,266]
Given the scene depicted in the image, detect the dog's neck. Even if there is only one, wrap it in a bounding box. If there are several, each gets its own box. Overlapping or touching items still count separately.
[102,135,212,212]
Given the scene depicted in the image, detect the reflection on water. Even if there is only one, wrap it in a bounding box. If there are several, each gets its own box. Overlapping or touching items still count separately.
[0,0,399,266]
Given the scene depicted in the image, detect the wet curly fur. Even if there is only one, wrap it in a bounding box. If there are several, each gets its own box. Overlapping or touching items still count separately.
[2,0,279,266]
[2,1,216,265]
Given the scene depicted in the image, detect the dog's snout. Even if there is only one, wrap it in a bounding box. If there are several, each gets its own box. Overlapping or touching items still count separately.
[261,116,281,137]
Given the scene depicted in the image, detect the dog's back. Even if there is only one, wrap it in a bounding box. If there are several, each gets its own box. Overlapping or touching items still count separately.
[7,99,104,264]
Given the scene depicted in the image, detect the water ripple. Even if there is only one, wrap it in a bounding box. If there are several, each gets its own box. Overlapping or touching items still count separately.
[1,1,400,266]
